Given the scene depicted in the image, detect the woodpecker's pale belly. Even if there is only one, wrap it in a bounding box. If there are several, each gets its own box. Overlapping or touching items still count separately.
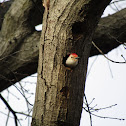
[66,59,78,68]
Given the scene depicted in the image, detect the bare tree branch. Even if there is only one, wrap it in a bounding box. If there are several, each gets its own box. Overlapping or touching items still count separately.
[83,98,125,121]
[84,94,93,126]
[0,94,18,126]
[91,8,126,56]
[92,41,126,63]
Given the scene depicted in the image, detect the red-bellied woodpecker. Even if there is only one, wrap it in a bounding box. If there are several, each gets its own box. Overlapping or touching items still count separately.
[65,53,79,68]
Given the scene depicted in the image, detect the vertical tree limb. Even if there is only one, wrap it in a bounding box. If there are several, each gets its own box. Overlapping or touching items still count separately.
[32,0,111,126]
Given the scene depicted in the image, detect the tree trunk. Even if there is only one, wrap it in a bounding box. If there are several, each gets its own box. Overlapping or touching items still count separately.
[32,0,111,126]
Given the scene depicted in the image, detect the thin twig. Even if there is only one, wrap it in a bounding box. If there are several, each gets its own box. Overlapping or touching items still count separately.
[0,111,14,118]
[17,82,33,125]
[83,107,125,121]
[16,112,32,117]
[90,104,117,112]
[106,54,113,78]
[87,56,98,77]
[84,94,93,126]
[92,41,126,63]
[5,111,10,126]
[121,55,126,62]
[88,98,95,106]
[90,112,125,120]
[13,85,33,106]
[7,89,20,100]
[83,102,125,121]
[110,0,126,4]
[0,49,31,61]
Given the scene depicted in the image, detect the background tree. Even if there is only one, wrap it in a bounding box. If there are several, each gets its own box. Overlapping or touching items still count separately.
[0,0,126,126]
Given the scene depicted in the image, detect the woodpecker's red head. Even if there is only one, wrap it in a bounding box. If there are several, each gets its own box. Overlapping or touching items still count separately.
[69,53,78,57]
[65,53,79,68]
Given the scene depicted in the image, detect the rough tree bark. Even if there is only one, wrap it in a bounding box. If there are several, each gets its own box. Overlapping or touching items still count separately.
[0,0,43,91]
[0,0,126,92]
[31,0,111,126]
